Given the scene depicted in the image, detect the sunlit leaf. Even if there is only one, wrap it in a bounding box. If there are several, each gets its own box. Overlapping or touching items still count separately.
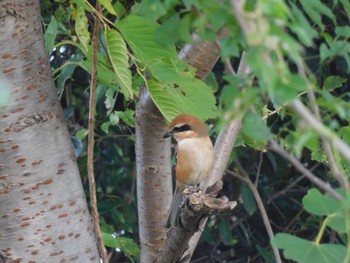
[302,188,343,216]
[117,15,218,121]
[100,0,117,15]
[75,7,90,52]
[272,233,346,263]
[102,233,140,258]
[105,29,133,99]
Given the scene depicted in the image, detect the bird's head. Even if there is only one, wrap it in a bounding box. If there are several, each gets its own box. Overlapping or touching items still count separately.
[163,114,209,141]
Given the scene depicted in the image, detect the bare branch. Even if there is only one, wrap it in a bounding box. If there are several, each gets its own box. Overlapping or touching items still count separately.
[226,167,282,263]
[269,139,343,201]
[87,4,108,262]
[305,84,346,189]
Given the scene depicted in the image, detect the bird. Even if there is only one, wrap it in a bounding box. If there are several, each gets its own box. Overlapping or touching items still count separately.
[163,114,213,227]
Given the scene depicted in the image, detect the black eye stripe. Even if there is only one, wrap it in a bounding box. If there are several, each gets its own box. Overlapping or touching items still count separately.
[172,124,192,133]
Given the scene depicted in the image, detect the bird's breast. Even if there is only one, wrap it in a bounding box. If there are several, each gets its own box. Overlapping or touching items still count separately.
[176,137,213,186]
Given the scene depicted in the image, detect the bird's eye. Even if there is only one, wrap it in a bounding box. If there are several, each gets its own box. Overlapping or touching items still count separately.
[172,124,192,133]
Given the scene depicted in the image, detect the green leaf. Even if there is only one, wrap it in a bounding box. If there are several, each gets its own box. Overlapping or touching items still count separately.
[57,63,78,94]
[114,1,127,18]
[132,0,167,21]
[117,15,178,65]
[302,188,343,216]
[218,220,235,246]
[71,0,93,12]
[106,29,133,99]
[44,16,58,54]
[340,0,350,19]
[303,189,346,233]
[335,26,350,39]
[205,72,219,92]
[100,0,117,15]
[323,76,347,91]
[146,79,217,122]
[155,13,180,46]
[328,214,346,233]
[101,121,111,133]
[104,88,117,115]
[320,41,350,71]
[117,110,135,127]
[272,233,346,263]
[289,3,318,46]
[300,0,335,31]
[102,233,140,258]
[117,15,218,121]
[109,112,120,125]
[76,128,88,140]
[338,127,350,144]
[75,7,90,52]
[242,112,271,148]
[240,183,256,215]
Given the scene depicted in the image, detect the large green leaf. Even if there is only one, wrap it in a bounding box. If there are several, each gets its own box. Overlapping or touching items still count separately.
[302,188,343,216]
[302,188,346,233]
[106,29,133,99]
[117,15,218,121]
[146,79,217,122]
[272,233,346,263]
[75,7,90,53]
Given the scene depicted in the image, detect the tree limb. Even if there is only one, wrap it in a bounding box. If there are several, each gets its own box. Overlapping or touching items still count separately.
[290,99,350,186]
[158,183,236,263]
[269,139,343,201]
[231,160,282,263]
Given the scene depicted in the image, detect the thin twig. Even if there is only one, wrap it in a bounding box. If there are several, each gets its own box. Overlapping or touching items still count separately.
[269,139,343,201]
[254,152,263,187]
[262,106,283,121]
[291,99,350,165]
[304,80,346,189]
[268,163,320,203]
[87,4,108,262]
[226,167,282,263]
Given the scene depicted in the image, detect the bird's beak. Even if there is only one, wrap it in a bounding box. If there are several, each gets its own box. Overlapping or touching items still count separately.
[163,131,171,138]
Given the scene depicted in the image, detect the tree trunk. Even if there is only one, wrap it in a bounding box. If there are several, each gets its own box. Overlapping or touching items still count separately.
[0,1,99,262]
[135,86,172,262]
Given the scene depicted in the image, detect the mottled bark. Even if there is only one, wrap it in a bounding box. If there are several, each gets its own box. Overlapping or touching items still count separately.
[136,87,172,262]
[0,1,99,262]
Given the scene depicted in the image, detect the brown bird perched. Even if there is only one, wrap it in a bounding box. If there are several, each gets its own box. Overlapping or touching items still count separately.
[163,114,213,227]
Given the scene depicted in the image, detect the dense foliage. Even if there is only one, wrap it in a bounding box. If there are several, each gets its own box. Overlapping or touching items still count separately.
[41,0,350,262]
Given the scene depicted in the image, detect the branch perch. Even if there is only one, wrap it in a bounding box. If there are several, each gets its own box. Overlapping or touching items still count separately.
[158,182,237,263]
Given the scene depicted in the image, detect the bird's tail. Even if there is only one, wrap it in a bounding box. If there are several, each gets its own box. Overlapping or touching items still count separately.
[165,187,183,228]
